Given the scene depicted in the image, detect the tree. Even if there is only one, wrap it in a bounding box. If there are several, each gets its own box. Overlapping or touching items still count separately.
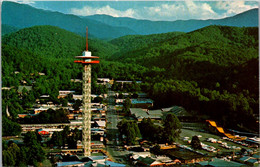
[23,131,38,147]
[117,119,140,145]
[126,125,136,145]
[241,148,247,154]
[62,126,70,145]
[60,98,68,107]
[118,92,124,99]
[191,136,202,149]
[49,131,63,147]
[23,131,45,166]
[73,99,81,111]
[132,92,139,98]
[2,140,8,150]
[68,128,82,149]
[3,150,15,166]
[163,113,182,144]
[27,143,45,166]
[8,143,20,162]
[2,116,22,136]
[122,97,131,115]
[18,146,29,166]
[93,96,103,103]
[151,144,162,155]
[139,118,163,142]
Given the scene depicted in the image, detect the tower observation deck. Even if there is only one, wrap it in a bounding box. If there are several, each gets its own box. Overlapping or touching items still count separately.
[74,27,99,156]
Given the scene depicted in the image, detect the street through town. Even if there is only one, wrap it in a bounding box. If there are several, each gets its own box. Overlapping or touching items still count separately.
[105,90,130,165]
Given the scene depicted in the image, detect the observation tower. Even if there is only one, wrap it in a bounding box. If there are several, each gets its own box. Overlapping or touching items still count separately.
[74,27,99,156]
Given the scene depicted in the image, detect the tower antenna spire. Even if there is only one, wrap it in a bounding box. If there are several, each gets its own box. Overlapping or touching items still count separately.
[86,27,88,51]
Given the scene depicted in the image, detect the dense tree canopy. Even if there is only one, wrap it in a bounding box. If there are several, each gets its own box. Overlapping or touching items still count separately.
[117,119,141,145]
[163,113,182,144]
[48,126,82,149]
[3,132,45,166]
[138,118,163,143]
[18,108,69,124]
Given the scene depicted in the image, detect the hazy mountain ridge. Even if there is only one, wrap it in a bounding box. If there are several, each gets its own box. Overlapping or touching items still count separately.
[86,8,258,35]
[2,24,20,35]
[2,1,138,39]
[2,1,258,39]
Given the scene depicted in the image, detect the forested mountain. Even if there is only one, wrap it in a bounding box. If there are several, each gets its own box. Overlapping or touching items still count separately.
[110,25,258,67]
[2,1,137,39]
[86,8,258,35]
[110,31,185,53]
[2,1,258,39]
[110,25,258,95]
[109,25,259,132]
[1,25,147,137]
[2,24,259,133]
[2,24,20,35]
[2,25,119,59]
[1,25,146,95]
[2,26,85,59]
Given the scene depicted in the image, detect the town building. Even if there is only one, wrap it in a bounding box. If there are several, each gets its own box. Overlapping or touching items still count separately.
[131,99,154,108]
[130,108,162,121]
[58,90,75,98]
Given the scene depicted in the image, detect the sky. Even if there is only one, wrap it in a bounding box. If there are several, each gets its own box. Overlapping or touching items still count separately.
[4,0,259,21]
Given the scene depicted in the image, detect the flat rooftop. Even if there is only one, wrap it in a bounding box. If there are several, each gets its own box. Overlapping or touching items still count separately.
[130,108,162,119]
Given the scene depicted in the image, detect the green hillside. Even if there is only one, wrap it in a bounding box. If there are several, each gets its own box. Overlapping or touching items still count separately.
[2,25,146,90]
[108,25,259,132]
[2,25,118,59]
[109,26,258,87]
[2,25,85,59]
[109,31,184,54]
[111,26,258,66]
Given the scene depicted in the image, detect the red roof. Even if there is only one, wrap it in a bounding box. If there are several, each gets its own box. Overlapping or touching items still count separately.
[38,130,49,135]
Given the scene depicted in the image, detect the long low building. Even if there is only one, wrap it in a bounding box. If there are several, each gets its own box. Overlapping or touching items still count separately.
[131,99,153,108]
[21,120,106,134]
[20,122,82,132]
[130,108,163,121]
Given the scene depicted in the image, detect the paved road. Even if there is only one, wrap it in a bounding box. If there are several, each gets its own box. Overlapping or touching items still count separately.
[105,90,130,165]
